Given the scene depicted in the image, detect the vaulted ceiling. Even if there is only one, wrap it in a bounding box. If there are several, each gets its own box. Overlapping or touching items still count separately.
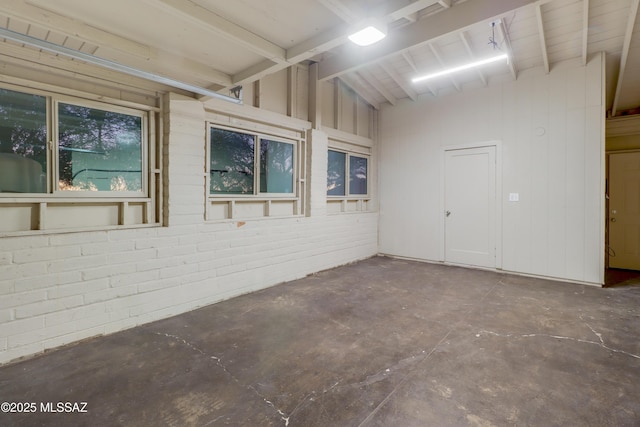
[1,0,639,116]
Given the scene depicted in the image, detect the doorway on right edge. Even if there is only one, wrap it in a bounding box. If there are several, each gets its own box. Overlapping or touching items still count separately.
[606,151,640,285]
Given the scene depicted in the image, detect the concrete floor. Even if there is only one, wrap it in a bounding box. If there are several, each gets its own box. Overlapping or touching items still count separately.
[1,256,639,427]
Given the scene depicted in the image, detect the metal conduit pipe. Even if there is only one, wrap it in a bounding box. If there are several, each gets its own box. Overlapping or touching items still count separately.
[0,27,243,105]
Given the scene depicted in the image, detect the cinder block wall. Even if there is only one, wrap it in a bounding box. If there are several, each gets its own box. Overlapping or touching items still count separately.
[0,94,378,364]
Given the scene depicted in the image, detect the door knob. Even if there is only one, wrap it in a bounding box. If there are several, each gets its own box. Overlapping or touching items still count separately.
[611,218,616,222]
[446,210,451,217]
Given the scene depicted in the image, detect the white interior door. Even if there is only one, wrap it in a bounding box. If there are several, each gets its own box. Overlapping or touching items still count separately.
[609,152,640,270]
[444,146,496,268]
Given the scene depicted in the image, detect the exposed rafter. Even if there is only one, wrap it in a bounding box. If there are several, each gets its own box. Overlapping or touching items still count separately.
[459,31,487,87]
[535,4,550,74]
[403,51,437,97]
[357,68,397,105]
[0,27,241,103]
[380,61,418,101]
[228,0,455,89]
[0,0,149,57]
[149,0,287,62]
[318,0,536,80]
[339,74,380,110]
[316,0,359,22]
[429,43,461,91]
[497,17,518,80]
[612,0,640,116]
[582,0,590,65]
[380,0,442,22]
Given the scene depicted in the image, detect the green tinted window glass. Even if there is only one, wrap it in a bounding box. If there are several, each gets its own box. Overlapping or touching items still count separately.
[259,139,293,194]
[0,88,47,193]
[58,103,142,192]
[349,155,368,195]
[327,150,346,196]
[210,128,255,194]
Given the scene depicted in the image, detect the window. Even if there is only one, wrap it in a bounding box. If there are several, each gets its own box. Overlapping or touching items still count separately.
[0,87,146,196]
[0,89,47,193]
[327,150,346,196]
[209,126,295,196]
[349,155,368,195]
[327,149,369,197]
[58,103,143,193]
[0,84,158,234]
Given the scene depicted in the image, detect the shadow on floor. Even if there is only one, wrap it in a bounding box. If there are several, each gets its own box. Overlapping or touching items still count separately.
[605,268,640,287]
[1,257,640,426]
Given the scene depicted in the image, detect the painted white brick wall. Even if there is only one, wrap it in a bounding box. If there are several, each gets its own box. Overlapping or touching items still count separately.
[0,93,378,364]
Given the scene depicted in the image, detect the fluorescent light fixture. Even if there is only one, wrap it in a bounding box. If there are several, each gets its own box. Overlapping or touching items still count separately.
[348,20,387,46]
[412,53,509,83]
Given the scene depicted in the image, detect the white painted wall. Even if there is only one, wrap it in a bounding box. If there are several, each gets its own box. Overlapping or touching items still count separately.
[378,54,605,285]
[0,93,378,364]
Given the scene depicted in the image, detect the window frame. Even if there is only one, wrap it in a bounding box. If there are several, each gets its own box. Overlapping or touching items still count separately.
[0,84,150,199]
[207,124,298,199]
[52,97,148,198]
[327,148,370,199]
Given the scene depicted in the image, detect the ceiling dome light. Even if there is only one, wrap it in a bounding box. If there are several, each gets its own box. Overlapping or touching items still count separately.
[348,19,387,46]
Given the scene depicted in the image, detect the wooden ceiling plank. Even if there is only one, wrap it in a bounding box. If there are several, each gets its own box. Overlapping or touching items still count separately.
[535,4,550,74]
[459,31,487,86]
[497,17,518,80]
[380,60,418,101]
[231,0,452,88]
[581,0,589,65]
[612,0,640,116]
[315,0,358,22]
[339,75,380,109]
[151,0,287,62]
[0,0,150,57]
[402,50,437,96]
[380,0,442,22]
[357,68,397,105]
[317,0,536,80]
[429,42,461,91]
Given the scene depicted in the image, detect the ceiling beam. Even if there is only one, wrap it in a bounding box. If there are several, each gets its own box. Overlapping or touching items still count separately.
[229,0,449,88]
[2,0,150,57]
[357,68,397,105]
[380,61,418,101]
[460,31,487,87]
[0,0,234,87]
[535,4,550,74]
[316,0,359,22]
[497,17,518,80]
[429,43,461,91]
[582,0,590,66]
[612,0,640,116]
[403,51,437,96]
[318,0,536,80]
[0,26,240,103]
[339,75,380,109]
[286,23,351,63]
[379,0,442,22]
[148,0,287,62]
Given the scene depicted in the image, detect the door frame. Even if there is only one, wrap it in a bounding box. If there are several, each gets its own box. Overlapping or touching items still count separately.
[606,149,640,270]
[439,140,502,269]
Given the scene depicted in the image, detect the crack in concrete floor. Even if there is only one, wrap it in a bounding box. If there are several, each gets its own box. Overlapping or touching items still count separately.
[153,331,291,426]
[475,329,640,360]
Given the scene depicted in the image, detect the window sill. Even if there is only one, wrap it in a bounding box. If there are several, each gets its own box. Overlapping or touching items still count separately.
[206,197,303,221]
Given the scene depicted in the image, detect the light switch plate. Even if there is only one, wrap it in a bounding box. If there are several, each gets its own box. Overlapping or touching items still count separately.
[509,193,519,202]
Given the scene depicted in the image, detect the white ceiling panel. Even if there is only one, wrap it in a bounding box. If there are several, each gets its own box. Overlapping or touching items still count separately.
[0,0,637,115]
